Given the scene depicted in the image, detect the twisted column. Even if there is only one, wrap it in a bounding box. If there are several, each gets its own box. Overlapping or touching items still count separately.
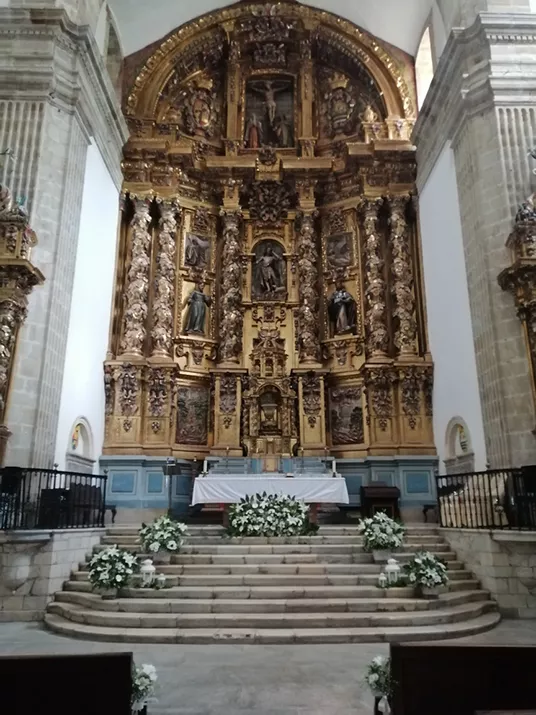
[389,195,417,356]
[219,210,243,364]
[296,211,320,363]
[361,198,389,358]
[151,201,179,358]
[120,198,152,357]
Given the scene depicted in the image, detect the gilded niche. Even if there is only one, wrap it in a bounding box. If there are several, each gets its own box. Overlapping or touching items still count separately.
[244,76,295,149]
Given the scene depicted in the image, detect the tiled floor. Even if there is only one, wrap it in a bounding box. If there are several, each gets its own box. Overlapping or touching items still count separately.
[0,620,535,715]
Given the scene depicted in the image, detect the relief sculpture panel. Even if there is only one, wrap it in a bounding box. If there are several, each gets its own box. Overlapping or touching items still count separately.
[330,387,364,445]
[176,385,209,445]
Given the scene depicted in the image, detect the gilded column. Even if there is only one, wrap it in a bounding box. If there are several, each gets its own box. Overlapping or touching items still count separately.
[151,200,179,358]
[361,198,389,359]
[219,210,243,364]
[120,198,152,358]
[389,194,417,356]
[296,210,321,363]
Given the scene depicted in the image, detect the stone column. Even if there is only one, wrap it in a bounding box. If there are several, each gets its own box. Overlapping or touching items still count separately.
[361,198,389,360]
[120,198,152,359]
[389,194,418,357]
[296,210,321,364]
[151,200,179,359]
[219,210,243,365]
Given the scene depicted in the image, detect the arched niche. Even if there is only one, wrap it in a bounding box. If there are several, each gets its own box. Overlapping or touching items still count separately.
[444,416,475,475]
[124,2,415,123]
[252,238,287,301]
[65,417,96,475]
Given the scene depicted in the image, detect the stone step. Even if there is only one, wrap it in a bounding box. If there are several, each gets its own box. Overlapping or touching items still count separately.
[55,589,489,614]
[100,534,444,546]
[105,525,440,537]
[44,610,501,644]
[47,599,497,630]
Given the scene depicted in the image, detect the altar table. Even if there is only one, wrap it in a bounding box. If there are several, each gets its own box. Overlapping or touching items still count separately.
[191,476,349,506]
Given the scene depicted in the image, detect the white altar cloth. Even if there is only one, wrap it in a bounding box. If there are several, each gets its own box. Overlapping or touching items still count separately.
[191,476,349,505]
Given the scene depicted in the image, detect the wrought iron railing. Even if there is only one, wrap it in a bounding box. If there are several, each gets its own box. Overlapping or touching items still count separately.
[435,465,536,530]
[0,467,108,530]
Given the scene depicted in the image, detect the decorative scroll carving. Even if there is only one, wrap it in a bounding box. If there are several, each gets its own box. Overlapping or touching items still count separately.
[247,182,292,224]
[327,208,346,235]
[254,43,286,67]
[121,199,152,357]
[116,363,139,417]
[361,198,389,357]
[296,212,320,363]
[152,202,179,357]
[250,328,287,377]
[330,386,364,444]
[389,195,417,355]
[147,368,167,418]
[193,207,211,235]
[302,374,321,427]
[400,367,421,430]
[220,374,238,429]
[104,365,114,416]
[363,367,396,431]
[219,211,243,363]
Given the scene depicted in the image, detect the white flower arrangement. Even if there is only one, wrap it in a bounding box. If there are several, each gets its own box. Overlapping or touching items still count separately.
[403,550,449,589]
[88,546,139,591]
[228,493,311,537]
[365,655,392,696]
[139,515,188,554]
[358,512,405,552]
[131,663,158,712]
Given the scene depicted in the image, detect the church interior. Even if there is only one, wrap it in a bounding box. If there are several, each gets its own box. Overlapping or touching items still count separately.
[1,0,536,713]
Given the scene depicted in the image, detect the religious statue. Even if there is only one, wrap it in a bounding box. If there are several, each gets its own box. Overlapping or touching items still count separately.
[183,283,211,335]
[328,282,357,335]
[184,233,210,268]
[253,242,285,299]
[244,113,263,149]
[322,73,357,137]
[246,77,293,147]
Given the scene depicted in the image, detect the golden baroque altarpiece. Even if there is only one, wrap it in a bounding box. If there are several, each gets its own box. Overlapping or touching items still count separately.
[103,1,435,463]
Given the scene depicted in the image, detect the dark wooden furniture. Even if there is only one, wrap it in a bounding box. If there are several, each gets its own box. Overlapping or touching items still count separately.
[422,503,438,522]
[360,484,400,519]
[0,652,133,715]
[391,644,536,715]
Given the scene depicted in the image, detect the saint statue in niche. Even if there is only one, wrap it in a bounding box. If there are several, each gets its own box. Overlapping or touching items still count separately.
[245,77,294,148]
[253,241,286,300]
[185,233,210,269]
[183,282,211,335]
[328,281,357,335]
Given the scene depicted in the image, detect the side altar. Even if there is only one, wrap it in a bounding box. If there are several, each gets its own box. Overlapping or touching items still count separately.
[100,1,437,520]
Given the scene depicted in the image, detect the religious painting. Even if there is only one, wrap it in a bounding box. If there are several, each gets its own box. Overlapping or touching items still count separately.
[326,232,353,269]
[176,385,209,444]
[330,387,364,445]
[71,424,81,451]
[184,232,210,269]
[244,76,294,148]
[252,240,286,301]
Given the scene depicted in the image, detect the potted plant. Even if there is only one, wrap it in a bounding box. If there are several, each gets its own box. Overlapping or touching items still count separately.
[365,655,392,715]
[131,663,157,714]
[88,546,139,599]
[227,493,310,537]
[403,550,449,597]
[358,512,405,563]
[139,515,188,564]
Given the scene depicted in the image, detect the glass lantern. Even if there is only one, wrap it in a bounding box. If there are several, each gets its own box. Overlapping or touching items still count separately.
[156,573,166,589]
[141,559,156,587]
[385,558,401,586]
[378,572,388,589]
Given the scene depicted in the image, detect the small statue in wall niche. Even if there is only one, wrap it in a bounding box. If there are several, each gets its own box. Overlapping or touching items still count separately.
[245,113,263,149]
[328,281,357,335]
[183,282,211,335]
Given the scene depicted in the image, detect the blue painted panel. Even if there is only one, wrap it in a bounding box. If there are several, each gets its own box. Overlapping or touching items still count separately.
[372,470,395,486]
[405,472,431,495]
[175,475,191,497]
[147,471,164,494]
[110,472,136,494]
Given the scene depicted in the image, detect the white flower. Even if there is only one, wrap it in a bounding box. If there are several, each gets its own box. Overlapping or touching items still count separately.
[368,673,379,684]
[149,541,161,552]
[166,540,178,551]
[373,656,386,666]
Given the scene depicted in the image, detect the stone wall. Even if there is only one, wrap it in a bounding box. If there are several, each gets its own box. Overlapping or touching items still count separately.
[0,528,103,621]
[441,528,536,618]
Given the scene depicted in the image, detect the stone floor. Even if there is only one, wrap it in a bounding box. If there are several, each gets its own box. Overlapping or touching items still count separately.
[1,621,536,715]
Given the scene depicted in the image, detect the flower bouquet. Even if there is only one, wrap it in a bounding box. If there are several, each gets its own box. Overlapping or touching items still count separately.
[88,546,139,598]
[227,493,310,537]
[366,655,392,714]
[139,516,188,564]
[358,512,405,563]
[403,550,449,597]
[132,663,157,714]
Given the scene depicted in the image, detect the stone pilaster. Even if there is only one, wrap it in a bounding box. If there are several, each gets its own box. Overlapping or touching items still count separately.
[414,13,536,467]
[361,198,389,360]
[0,8,128,467]
[151,201,179,359]
[218,210,243,365]
[296,211,321,364]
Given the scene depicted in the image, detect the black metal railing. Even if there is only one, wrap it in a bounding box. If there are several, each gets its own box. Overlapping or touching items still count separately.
[436,465,536,530]
[0,467,108,530]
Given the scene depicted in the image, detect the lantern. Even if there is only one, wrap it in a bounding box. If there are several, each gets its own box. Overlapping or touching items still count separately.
[378,572,388,589]
[156,573,166,589]
[385,558,401,586]
[141,559,156,587]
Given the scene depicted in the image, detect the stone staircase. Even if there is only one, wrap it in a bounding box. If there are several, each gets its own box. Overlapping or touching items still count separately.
[44,525,500,643]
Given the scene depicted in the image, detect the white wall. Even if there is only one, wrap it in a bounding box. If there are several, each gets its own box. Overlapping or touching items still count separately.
[54,141,118,471]
[419,143,487,472]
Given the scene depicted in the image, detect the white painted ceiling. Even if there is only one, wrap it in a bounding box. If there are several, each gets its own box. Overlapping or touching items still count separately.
[108,0,434,57]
